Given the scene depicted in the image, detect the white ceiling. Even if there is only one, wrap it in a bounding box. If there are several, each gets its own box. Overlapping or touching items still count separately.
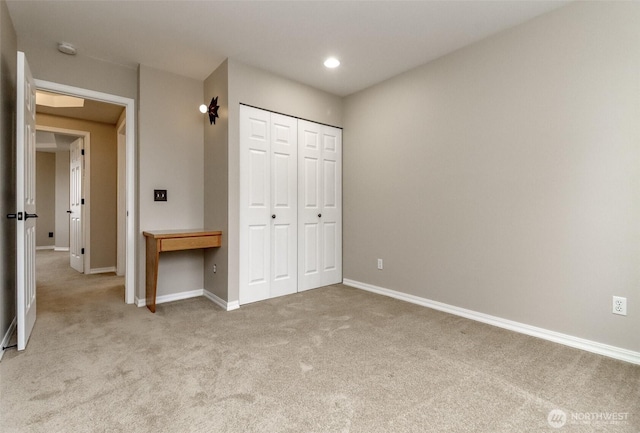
[6,1,569,97]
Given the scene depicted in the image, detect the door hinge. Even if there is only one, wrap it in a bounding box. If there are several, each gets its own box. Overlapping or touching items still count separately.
[81,248,85,255]
[81,149,85,156]
[81,199,85,205]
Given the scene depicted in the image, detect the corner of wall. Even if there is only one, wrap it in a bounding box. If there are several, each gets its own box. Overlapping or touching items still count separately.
[203,60,230,302]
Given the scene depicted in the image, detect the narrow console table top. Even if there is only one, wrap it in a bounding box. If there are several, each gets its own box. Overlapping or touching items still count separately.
[143,229,222,312]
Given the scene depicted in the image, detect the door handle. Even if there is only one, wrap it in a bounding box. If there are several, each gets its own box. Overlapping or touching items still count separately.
[24,213,38,220]
[318,213,322,218]
[271,214,276,219]
[66,210,72,214]
[6,212,23,220]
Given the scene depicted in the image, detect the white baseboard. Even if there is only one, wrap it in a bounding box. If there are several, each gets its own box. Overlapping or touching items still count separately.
[36,246,54,250]
[136,289,204,308]
[88,267,116,275]
[135,289,241,312]
[54,247,69,252]
[343,279,640,366]
[203,289,240,311]
[0,317,17,362]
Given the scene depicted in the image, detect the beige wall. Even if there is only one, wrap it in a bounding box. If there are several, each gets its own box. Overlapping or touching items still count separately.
[17,39,136,100]
[35,152,55,247]
[36,114,118,270]
[138,65,204,300]
[55,151,70,249]
[343,1,640,351]
[203,60,229,301]
[0,0,17,346]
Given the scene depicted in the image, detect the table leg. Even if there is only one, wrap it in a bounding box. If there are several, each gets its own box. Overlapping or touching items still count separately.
[145,237,160,313]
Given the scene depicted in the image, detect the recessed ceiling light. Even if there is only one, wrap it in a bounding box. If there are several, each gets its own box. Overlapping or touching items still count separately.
[324,57,340,68]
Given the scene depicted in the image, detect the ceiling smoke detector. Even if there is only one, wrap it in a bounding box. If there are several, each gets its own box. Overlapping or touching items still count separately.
[57,42,77,56]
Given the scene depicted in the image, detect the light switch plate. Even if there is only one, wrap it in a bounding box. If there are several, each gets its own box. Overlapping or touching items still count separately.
[154,189,167,202]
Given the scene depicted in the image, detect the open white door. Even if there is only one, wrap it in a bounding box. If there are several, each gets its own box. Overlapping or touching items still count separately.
[69,137,84,273]
[16,51,37,351]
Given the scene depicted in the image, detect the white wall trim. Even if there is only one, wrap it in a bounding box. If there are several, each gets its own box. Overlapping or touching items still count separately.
[36,246,54,250]
[343,279,640,366]
[88,266,116,275]
[137,291,240,312]
[0,317,17,362]
[54,247,69,252]
[203,289,240,311]
[135,289,204,308]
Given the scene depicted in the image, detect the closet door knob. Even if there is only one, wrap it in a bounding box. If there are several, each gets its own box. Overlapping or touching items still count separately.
[272,214,276,219]
[318,213,322,218]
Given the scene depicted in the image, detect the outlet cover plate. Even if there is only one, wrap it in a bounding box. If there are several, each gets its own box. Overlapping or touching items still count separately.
[613,296,627,316]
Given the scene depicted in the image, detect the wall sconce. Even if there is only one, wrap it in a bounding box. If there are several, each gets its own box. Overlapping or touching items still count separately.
[200,96,220,125]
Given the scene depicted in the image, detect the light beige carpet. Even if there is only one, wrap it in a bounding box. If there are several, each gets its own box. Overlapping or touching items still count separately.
[1,250,638,432]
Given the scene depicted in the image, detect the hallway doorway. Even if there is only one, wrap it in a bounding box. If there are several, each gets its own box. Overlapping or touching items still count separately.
[34,81,135,304]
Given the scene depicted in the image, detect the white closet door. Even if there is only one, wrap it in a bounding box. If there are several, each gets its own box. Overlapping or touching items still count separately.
[269,114,298,298]
[319,126,342,286]
[240,106,271,304]
[298,121,322,291]
[240,106,298,304]
[298,120,342,291]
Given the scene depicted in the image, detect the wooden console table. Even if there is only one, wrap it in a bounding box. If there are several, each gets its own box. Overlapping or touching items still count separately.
[143,229,222,313]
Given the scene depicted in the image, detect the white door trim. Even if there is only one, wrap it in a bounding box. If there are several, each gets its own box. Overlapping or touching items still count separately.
[116,120,126,276]
[34,79,136,305]
[36,126,90,273]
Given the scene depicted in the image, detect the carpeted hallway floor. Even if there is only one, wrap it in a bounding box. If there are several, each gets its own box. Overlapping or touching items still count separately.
[0,250,639,432]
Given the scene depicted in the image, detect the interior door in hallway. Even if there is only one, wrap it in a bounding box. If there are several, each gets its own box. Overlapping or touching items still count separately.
[16,52,37,350]
[298,120,342,291]
[69,137,84,273]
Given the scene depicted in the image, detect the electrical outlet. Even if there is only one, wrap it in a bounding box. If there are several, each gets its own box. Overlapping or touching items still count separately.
[613,296,627,316]
[377,259,383,270]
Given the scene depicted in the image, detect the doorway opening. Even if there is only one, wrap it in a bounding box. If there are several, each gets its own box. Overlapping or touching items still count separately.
[35,126,90,273]
[34,80,136,304]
